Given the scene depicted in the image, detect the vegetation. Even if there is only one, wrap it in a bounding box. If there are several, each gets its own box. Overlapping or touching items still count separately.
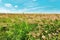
[0,14,60,40]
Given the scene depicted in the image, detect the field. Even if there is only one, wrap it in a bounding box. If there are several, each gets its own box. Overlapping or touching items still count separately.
[0,14,60,40]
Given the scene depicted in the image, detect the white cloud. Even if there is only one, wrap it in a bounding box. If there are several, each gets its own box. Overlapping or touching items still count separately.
[5,3,13,7]
[4,3,19,11]
[17,6,46,12]
[17,6,54,13]
[14,5,18,8]
[4,3,17,11]
[32,0,37,2]
[0,7,15,13]
[0,8,11,13]
[0,6,57,13]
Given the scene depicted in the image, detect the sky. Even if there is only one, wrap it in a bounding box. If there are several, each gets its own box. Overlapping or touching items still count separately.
[0,0,60,13]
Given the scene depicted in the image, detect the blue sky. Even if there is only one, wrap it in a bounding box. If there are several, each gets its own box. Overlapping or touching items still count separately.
[0,0,60,13]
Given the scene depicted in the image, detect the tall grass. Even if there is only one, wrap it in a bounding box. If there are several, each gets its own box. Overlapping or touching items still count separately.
[0,14,60,40]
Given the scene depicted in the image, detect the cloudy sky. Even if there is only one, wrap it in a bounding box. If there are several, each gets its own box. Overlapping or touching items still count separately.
[0,0,60,13]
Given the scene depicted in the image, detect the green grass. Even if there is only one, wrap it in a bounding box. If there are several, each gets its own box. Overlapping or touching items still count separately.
[0,16,60,40]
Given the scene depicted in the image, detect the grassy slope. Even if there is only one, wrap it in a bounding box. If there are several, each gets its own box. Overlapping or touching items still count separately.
[0,14,60,40]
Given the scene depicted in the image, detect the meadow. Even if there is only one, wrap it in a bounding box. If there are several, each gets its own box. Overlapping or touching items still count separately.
[0,14,60,40]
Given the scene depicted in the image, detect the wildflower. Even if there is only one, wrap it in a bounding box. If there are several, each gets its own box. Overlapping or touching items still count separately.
[55,33,58,36]
[52,33,58,36]
[42,35,46,39]
[45,31,48,33]
[48,34,52,38]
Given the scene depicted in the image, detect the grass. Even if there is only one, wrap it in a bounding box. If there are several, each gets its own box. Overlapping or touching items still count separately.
[0,14,60,40]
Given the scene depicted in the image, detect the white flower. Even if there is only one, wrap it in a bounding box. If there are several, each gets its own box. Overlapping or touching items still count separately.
[48,34,52,37]
[45,31,48,33]
[42,35,46,39]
